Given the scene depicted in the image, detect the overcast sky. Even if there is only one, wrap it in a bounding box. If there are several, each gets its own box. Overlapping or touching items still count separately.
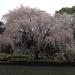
[0,0,75,19]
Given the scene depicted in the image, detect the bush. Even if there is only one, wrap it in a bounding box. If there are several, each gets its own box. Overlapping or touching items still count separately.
[0,35,14,54]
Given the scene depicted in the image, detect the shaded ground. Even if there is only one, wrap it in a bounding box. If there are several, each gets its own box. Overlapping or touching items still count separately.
[0,65,75,75]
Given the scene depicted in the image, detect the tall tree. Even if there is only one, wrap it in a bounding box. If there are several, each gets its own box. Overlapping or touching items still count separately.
[3,6,54,59]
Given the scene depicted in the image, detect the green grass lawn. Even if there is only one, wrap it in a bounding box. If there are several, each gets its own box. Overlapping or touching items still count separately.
[0,52,53,62]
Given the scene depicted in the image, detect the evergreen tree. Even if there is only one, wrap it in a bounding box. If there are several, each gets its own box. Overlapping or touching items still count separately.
[56,6,75,15]
[0,21,5,33]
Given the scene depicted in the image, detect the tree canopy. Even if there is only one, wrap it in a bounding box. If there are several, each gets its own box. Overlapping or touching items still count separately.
[2,5,75,61]
[56,6,75,15]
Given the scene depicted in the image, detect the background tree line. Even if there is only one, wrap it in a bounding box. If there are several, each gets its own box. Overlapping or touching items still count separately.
[56,6,75,15]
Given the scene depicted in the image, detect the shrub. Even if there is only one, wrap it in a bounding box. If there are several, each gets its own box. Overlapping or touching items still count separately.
[0,35,14,54]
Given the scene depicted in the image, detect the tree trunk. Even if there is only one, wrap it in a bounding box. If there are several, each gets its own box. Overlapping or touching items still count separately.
[31,46,39,60]
[33,50,39,60]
